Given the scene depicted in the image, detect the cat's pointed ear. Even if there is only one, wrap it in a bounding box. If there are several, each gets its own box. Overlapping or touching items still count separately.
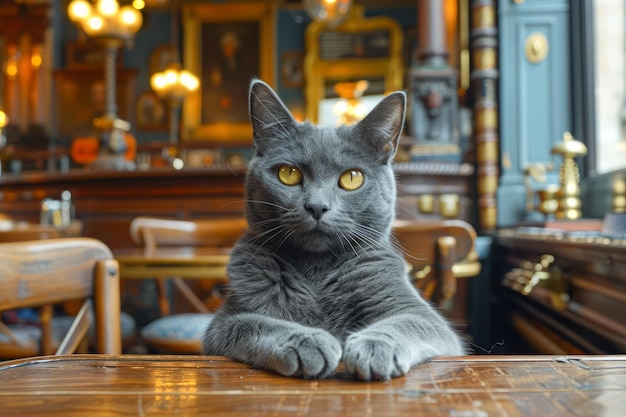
[355,91,406,163]
[249,79,297,141]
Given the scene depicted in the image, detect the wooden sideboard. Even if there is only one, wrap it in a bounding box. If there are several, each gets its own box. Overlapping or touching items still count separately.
[0,162,474,250]
[493,227,626,354]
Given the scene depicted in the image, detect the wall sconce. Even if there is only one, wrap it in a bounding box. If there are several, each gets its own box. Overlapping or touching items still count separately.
[304,0,352,27]
[0,111,8,175]
[5,48,19,80]
[67,0,143,170]
[31,44,43,70]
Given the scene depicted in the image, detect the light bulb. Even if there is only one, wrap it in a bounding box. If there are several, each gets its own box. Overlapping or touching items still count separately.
[97,0,119,17]
[118,6,143,33]
[68,0,92,23]
[151,73,166,91]
[180,71,199,91]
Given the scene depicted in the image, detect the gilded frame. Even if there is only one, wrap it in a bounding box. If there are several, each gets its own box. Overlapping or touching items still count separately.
[304,5,404,124]
[182,2,275,141]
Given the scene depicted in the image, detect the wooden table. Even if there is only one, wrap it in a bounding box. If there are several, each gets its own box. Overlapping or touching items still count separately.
[1,354,625,416]
[114,247,232,316]
[114,247,231,280]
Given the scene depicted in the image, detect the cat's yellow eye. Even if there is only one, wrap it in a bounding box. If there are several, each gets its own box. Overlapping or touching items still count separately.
[277,165,303,186]
[339,169,364,191]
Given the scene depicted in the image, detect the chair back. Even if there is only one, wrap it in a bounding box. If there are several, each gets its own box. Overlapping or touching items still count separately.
[130,217,248,250]
[128,216,247,354]
[392,219,478,319]
[0,238,122,356]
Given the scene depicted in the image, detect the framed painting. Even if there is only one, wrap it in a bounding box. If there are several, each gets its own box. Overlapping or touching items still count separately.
[135,90,168,131]
[182,2,275,141]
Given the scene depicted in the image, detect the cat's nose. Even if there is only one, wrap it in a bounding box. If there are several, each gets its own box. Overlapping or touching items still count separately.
[305,203,329,221]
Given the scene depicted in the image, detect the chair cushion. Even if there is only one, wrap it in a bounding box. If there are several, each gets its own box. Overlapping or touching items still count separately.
[0,312,137,359]
[141,313,215,354]
[0,324,40,358]
[53,311,137,348]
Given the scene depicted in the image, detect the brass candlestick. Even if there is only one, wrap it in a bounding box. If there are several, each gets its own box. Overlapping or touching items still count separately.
[551,131,587,220]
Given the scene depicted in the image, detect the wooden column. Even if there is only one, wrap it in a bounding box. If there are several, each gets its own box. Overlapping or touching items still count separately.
[470,0,499,232]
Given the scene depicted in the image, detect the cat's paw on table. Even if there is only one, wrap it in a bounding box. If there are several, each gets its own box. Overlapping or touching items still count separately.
[270,330,342,379]
[343,333,412,381]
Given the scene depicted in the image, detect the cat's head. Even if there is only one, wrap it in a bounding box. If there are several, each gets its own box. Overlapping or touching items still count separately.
[244,79,405,254]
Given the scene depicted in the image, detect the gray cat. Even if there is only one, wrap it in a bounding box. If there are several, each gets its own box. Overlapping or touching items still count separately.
[202,79,465,380]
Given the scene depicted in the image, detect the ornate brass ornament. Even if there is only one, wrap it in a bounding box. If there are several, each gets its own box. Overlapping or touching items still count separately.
[525,32,549,64]
[551,131,588,220]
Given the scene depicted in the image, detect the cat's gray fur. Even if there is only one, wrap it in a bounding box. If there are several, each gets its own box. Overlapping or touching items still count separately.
[202,79,464,380]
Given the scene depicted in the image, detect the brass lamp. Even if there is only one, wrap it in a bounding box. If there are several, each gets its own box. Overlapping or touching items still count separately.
[551,131,588,220]
[67,0,143,170]
[150,63,199,146]
[149,0,199,167]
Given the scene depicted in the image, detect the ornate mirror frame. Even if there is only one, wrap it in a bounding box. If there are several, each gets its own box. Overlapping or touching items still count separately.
[303,5,404,124]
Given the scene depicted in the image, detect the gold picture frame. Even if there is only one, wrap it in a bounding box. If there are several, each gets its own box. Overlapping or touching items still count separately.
[304,5,404,124]
[182,2,275,141]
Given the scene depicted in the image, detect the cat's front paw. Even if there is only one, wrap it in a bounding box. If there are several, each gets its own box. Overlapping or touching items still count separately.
[271,330,342,379]
[343,333,411,381]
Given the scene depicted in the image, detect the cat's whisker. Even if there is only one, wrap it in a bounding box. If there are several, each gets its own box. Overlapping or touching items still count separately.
[244,226,289,266]
[353,223,416,264]
[246,224,284,245]
[342,233,362,258]
[275,228,297,251]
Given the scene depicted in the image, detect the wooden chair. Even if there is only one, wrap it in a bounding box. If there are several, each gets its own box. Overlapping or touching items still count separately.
[0,238,122,358]
[129,216,248,353]
[392,219,480,324]
[0,220,84,242]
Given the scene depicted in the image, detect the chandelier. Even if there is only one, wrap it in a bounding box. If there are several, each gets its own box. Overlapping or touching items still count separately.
[149,0,200,151]
[68,0,142,46]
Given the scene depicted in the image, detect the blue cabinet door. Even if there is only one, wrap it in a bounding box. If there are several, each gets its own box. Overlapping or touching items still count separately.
[497,0,571,227]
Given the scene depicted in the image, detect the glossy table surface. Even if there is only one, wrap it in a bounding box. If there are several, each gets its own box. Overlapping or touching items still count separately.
[1,354,625,416]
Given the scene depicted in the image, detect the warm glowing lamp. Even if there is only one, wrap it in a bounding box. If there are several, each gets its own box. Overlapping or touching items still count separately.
[68,0,143,170]
[333,80,369,126]
[151,63,199,146]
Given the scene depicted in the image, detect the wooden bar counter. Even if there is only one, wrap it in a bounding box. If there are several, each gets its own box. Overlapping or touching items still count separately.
[1,354,626,416]
[0,167,247,249]
[0,161,473,250]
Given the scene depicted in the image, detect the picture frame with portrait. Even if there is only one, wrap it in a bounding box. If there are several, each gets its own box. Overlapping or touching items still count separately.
[135,91,169,131]
[182,2,275,141]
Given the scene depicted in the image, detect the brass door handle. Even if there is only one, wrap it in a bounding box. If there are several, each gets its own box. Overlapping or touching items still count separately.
[525,32,549,63]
